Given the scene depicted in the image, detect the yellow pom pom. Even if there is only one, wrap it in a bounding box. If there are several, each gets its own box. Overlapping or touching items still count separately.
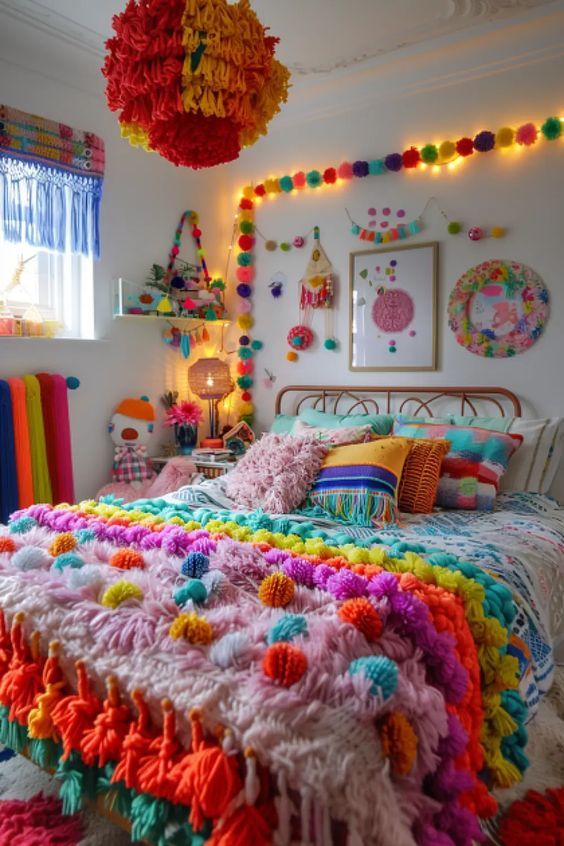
[264,178,281,194]
[237,314,254,330]
[189,211,200,225]
[101,579,144,609]
[258,572,295,607]
[169,612,213,644]
[242,186,254,200]
[496,127,515,148]
[438,140,456,161]
[286,351,298,362]
[239,401,254,416]
[491,226,506,238]
[48,533,77,557]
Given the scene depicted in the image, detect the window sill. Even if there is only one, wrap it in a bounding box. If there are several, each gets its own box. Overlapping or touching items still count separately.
[0,335,105,343]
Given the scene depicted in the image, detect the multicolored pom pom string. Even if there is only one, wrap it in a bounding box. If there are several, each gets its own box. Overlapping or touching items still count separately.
[232,113,562,419]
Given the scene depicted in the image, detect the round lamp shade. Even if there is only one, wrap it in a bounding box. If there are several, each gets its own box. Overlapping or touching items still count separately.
[188,357,233,400]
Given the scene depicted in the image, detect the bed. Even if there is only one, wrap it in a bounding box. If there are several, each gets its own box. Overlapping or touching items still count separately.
[0,385,562,846]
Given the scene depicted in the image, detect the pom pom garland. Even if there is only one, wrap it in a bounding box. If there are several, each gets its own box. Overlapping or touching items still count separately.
[233,112,560,421]
[402,147,421,168]
[239,335,250,346]
[516,122,539,146]
[541,116,562,140]
[456,137,475,157]
[384,153,403,172]
[251,340,263,350]
[473,130,496,152]
[496,127,515,148]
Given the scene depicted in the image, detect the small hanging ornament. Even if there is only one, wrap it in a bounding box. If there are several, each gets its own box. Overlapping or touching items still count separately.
[468,226,484,241]
[157,295,173,313]
[287,226,337,356]
[181,333,190,359]
[202,327,210,343]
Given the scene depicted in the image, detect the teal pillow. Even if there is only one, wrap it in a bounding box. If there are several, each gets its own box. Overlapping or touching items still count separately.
[270,414,298,434]
[300,407,393,435]
[449,415,512,432]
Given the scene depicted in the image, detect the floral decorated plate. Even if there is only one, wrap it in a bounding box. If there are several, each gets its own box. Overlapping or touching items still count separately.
[448,259,549,357]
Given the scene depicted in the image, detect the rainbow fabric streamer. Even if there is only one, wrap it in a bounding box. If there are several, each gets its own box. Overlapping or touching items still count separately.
[0,104,104,257]
[0,496,529,845]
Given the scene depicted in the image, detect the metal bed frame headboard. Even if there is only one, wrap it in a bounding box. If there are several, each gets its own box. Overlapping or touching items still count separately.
[274,385,522,418]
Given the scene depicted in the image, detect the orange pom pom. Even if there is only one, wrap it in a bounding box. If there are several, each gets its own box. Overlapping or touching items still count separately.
[110,548,145,570]
[379,711,418,776]
[338,597,383,642]
[263,642,307,687]
[48,532,77,557]
[286,351,298,362]
[258,572,295,607]
[0,537,16,554]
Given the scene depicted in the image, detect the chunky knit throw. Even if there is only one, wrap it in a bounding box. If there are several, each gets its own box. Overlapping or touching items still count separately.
[0,496,529,845]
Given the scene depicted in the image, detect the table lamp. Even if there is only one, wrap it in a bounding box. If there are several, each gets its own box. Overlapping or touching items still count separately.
[188,357,234,447]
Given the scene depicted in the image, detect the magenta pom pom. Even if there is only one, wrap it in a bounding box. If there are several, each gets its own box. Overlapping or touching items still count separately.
[352,160,369,177]
[384,153,403,172]
[337,162,353,179]
[473,130,495,152]
[516,122,538,146]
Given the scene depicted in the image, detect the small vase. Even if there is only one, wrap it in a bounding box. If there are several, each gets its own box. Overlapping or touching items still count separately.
[174,423,198,455]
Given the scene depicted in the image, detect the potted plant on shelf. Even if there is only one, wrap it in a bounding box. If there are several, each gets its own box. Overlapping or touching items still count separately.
[163,398,204,455]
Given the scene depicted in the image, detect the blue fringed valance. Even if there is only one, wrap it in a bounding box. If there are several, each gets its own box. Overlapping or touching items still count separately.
[0,104,105,259]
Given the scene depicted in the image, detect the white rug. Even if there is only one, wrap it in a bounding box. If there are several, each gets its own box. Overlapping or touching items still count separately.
[0,668,562,844]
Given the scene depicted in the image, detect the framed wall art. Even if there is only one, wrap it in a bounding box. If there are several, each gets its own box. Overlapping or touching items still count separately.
[349,241,438,371]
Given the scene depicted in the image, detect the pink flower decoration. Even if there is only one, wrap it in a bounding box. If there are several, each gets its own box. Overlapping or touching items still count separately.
[516,122,538,146]
[337,162,353,179]
[164,401,204,427]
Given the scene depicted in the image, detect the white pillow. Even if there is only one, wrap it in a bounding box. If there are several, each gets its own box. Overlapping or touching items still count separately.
[499,418,563,493]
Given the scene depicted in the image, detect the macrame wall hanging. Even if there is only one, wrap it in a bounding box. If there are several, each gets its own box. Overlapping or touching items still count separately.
[286,227,338,361]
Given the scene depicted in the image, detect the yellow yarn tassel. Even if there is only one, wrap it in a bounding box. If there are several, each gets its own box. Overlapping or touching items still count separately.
[101,580,144,609]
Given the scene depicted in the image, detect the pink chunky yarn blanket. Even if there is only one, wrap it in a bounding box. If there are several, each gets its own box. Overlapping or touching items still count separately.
[0,496,529,845]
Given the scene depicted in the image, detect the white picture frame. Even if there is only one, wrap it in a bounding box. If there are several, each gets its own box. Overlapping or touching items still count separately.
[349,241,438,371]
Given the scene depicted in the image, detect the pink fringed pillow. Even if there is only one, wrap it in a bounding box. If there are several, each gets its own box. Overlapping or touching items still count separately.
[225,433,329,513]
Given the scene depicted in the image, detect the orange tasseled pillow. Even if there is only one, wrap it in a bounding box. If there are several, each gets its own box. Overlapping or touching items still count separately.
[397,439,451,514]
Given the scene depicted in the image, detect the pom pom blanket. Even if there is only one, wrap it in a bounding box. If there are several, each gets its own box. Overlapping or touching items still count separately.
[0,497,530,845]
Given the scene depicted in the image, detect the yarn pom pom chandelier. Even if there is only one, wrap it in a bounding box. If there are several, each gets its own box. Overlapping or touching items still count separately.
[103,0,290,169]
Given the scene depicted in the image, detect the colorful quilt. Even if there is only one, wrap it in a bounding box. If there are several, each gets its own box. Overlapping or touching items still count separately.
[0,496,533,845]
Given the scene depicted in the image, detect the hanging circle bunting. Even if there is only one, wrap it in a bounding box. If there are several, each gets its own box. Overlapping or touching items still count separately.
[448,259,549,357]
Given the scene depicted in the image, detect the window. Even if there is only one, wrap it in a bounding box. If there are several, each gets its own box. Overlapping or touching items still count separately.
[0,238,94,339]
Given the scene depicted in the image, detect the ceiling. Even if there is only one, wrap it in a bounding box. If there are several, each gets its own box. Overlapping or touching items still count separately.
[0,0,559,81]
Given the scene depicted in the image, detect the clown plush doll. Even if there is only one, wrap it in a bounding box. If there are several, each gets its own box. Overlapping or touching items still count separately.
[110,396,156,483]
[96,396,196,502]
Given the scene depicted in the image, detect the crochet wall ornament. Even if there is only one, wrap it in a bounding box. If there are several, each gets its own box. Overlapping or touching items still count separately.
[448,259,549,358]
[103,0,290,169]
[285,227,338,362]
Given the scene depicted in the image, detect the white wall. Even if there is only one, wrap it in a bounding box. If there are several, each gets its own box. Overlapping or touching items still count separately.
[0,57,224,500]
[219,12,564,498]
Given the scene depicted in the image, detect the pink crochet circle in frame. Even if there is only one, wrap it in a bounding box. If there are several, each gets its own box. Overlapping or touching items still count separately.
[372,288,414,333]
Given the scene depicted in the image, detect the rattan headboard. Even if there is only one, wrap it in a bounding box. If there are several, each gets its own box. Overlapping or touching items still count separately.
[274,385,521,418]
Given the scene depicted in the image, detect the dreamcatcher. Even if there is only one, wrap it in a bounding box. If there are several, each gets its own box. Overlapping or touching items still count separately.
[286,227,338,360]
